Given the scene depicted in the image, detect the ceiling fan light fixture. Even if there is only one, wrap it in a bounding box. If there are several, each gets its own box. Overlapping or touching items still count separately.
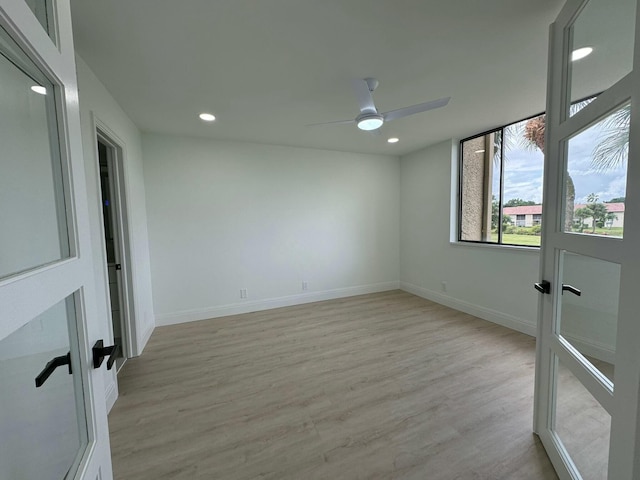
[356,113,384,131]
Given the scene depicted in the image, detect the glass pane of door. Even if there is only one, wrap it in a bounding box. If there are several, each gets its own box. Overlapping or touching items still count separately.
[23,0,56,44]
[557,251,619,384]
[553,357,611,479]
[564,104,629,237]
[0,26,70,279]
[0,294,88,479]
[568,0,636,116]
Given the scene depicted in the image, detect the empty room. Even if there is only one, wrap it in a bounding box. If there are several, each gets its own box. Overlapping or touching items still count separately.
[1,0,640,479]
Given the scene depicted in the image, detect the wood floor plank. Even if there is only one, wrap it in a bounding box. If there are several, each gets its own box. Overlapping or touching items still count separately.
[108,291,559,479]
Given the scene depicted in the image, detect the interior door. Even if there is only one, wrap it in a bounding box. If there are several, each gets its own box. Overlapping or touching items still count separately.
[535,0,640,478]
[0,0,113,479]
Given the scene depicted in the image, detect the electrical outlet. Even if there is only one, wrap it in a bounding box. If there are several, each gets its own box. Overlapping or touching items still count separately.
[240,288,247,299]
[441,281,447,292]
[302,281,308,291]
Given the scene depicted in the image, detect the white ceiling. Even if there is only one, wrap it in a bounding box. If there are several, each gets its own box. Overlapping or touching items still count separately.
[70,0,565,156]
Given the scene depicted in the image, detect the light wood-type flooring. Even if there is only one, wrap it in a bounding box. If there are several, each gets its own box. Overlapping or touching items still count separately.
[108,290,560,479]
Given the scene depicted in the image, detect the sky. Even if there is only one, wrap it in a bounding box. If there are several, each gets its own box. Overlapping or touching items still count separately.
[492,118,628,205]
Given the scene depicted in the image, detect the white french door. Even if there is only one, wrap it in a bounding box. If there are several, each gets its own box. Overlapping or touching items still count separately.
[535,0,640,478]
[0,1,113,479]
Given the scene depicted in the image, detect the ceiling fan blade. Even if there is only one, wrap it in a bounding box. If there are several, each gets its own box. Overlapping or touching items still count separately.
[382,96,451,122]
[306,119,355,127]
[352,79,377,114]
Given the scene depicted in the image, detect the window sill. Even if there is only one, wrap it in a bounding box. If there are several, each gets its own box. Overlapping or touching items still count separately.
[450,240,541,254]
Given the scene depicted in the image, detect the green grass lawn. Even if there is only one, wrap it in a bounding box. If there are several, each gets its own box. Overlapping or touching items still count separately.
[581,227,624,237]
[501,234,541,246]
[490,233,541,246]
[489,227,623,246]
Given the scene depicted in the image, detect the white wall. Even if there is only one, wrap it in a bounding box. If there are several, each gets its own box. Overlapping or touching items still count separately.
[400,140,541,335]
[142,134,400,325]
[399,140,619,364]
[76,57,155,406]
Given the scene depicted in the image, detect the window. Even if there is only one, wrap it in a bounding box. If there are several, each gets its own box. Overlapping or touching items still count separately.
[458,95,628,247]
[458,113,545,247]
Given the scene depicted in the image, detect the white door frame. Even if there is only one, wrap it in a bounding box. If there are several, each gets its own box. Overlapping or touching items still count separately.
[0,0,113,478]
[534,0,640,478]
[95,121,137,366]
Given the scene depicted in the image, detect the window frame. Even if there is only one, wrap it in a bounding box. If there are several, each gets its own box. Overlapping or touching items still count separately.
[457,110,545,249]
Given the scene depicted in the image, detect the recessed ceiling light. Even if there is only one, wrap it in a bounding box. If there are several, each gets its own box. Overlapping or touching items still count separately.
[387,137,399,144]
[571,47,593,61]
[199,113,216,122]
[31,85,46,95]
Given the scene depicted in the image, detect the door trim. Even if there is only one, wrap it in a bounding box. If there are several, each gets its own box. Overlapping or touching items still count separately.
[93,115,139,363]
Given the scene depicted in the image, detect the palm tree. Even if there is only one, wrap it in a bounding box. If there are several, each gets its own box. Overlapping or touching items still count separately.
[517,114,576,231]
[586,192,599,204]
[591,104,630,172]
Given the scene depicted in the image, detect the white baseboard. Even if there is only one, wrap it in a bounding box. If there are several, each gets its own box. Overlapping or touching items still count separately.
[136,321,154,355]
[105,376,118,413]
[155,281,400,326]
[400,281,536,337]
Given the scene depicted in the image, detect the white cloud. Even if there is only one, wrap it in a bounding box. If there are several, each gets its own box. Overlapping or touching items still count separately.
[481,112,627,207]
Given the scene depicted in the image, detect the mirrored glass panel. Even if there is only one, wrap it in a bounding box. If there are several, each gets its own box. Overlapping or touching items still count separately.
[0,27,70,279]
[24,0,56,43]
[0,295,87,479]
[557,251,619,384]
[553,357,611,479]
[565,104,629,237]
[568,0,636,116]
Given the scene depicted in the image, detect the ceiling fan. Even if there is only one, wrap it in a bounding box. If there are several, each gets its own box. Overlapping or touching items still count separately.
[308,78,451,131]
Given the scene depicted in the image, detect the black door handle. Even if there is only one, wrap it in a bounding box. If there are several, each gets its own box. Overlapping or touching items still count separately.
[93,340,120,370]
[35,352,72,387]
[562,284,582,296]
[534,280,551,294]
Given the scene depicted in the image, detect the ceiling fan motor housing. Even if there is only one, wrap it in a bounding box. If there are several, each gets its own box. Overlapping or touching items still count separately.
[356,112,384,131]
[364,77,379,92]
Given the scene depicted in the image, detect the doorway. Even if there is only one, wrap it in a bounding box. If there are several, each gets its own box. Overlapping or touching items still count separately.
[97,134,132,373]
